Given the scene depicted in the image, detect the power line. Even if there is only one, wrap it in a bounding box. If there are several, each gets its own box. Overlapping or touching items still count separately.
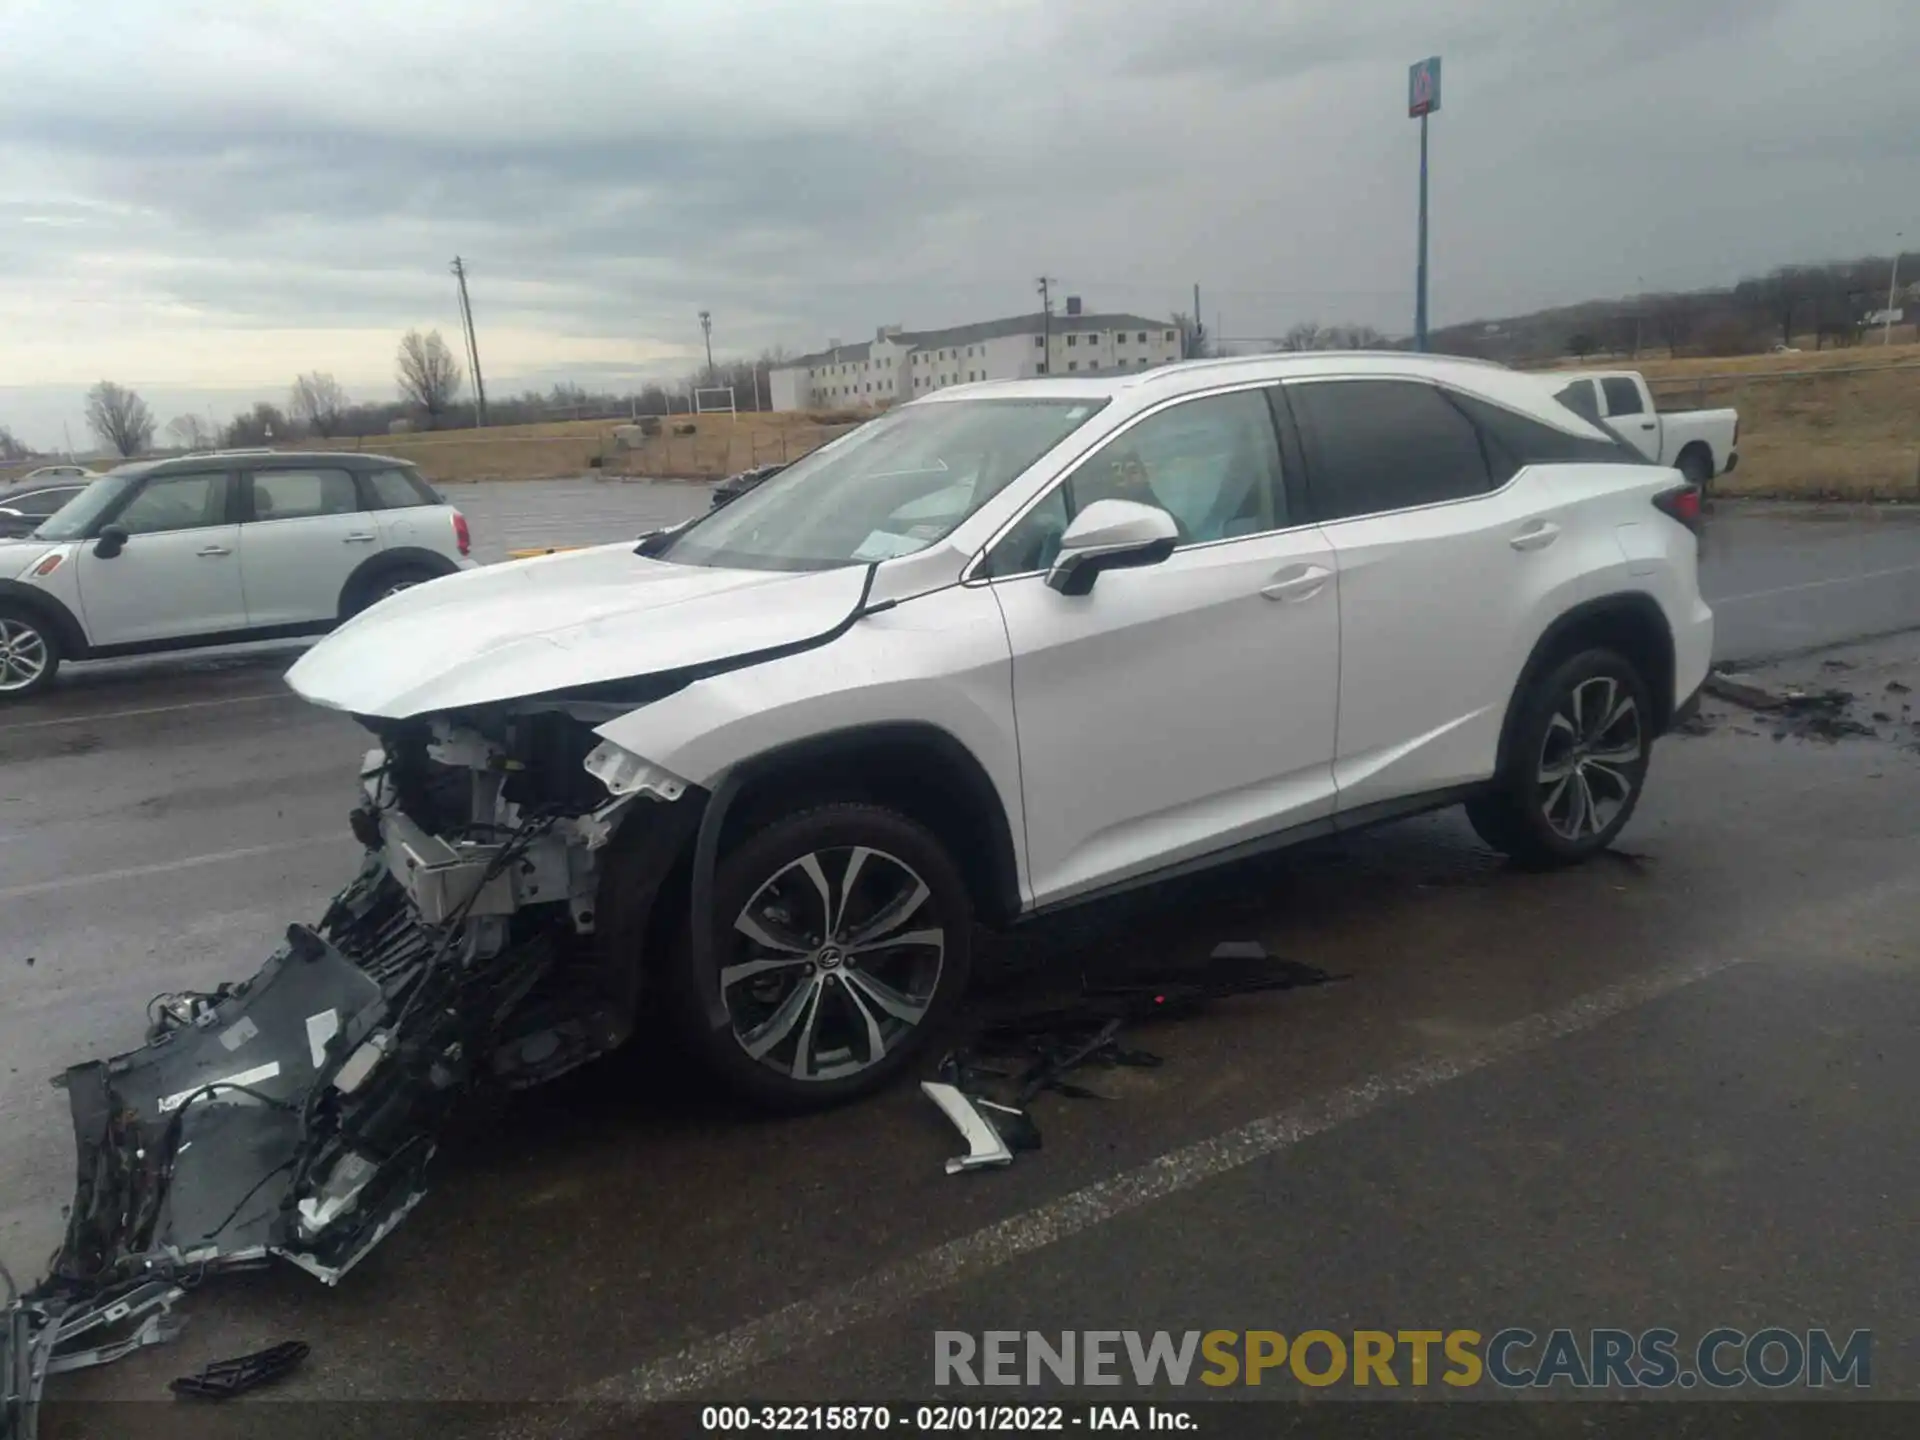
[451,256,488,428]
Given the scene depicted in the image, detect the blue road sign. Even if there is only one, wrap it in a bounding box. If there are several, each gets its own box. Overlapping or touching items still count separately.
[1409,56,1442,117]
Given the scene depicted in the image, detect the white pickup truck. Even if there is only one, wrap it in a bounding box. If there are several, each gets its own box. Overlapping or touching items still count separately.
[1551,371,1739,488]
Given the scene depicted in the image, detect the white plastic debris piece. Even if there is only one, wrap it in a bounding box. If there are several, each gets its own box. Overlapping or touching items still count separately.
[921,1081,1014,1175]
[332,1032,391,1094]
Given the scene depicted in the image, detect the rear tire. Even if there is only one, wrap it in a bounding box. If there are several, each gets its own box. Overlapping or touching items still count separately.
[1677,446,1713,490]
[343,564,442,619]
[1467,648,1653,870]
[658,803,974,1112]
[0,606,62,701]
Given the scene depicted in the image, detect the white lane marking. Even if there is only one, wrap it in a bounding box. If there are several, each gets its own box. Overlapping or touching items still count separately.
[1711,560,1920,607]
[0,836,346,901]
[0,691,293,733]
[527,952,1745,1423]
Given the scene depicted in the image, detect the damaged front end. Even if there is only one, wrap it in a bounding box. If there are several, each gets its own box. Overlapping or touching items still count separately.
[3,710,695,1436]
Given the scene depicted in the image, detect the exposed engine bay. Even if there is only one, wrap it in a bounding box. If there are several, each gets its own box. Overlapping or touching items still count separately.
[2,710,696,1439]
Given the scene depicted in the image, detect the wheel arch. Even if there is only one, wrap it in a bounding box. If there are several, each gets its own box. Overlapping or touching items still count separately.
[1495,593,1677,774]
[715,721,1024,928]
[1674,439,1714,478]
[0,580,89,659]
[338,546,460,618]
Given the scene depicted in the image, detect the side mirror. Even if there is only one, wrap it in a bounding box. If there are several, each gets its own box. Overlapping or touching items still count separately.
[93,524,129,559]
[1045,499,1179,596]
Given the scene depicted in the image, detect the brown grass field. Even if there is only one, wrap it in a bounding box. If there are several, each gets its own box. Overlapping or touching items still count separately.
[7,345,1913,498]
[1524,342,1920,500]
[393,344,1918,500]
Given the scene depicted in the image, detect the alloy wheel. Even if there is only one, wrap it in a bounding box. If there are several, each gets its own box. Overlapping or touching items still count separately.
[724,845,945,1083]
[1537,675,1643,841]
[0,618,49,693]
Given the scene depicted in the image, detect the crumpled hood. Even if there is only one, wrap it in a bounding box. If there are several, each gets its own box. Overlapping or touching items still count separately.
[286,542,871,718]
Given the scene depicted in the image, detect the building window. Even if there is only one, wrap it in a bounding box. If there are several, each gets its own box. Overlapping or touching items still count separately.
[1037,363,1048,374]
[1066,334,1078,347]
[1116,333,1126,345]
[1090,361,1099,371]
[1068,361,1078,372]
[1138,332,1148,343]
[1034,335,1044,348]
[1164,330,1176,341]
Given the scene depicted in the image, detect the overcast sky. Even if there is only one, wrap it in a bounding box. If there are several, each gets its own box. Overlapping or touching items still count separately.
[2,0,1914,449]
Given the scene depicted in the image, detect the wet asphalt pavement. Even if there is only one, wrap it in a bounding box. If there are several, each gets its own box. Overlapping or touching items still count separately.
[2,484,1919,1432]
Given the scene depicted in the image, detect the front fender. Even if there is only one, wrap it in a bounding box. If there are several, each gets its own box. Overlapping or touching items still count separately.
[590,584,1027,890]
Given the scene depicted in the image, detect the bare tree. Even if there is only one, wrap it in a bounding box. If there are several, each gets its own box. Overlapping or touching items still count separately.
[0,424,27,462]
[290,372,349,438]
[396,329,465,428]
[165,414,214,451]
[85,381,155,458]
[223,401,291,448]
[1172,312,1211,360]
[1274,321,1390,352]
[1567,332,1599,361]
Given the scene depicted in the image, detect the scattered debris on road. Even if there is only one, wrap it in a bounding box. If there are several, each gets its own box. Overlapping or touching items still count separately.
[169,1341,310,1401]
[923,944,1338,1175]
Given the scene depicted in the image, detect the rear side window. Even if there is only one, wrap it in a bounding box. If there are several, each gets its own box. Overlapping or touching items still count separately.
[1287,380,1490,521]
[363,467,438,509]
[251,467,361,521]
[1553,380,1602,424]
[1600,376,1644,416]
[1446,393,1648,480]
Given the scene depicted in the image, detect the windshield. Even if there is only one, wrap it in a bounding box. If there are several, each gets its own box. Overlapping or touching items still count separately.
[657,397,1108,571]
[31,474,137,540]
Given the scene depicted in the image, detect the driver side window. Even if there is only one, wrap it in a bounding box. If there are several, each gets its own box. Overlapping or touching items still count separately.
[984,388,1287,577]
[113,472,232,535]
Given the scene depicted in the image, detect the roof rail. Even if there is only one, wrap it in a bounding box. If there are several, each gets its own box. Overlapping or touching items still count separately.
[1168,349,1510,372]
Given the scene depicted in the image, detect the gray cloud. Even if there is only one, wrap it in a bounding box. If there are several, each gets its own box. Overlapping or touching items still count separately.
[1,0,1916,445]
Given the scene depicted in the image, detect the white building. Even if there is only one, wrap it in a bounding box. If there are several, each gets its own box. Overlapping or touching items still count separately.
[768,300,1183,412]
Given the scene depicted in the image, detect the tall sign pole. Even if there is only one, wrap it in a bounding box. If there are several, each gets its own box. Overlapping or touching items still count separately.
[1408,56,1441,353]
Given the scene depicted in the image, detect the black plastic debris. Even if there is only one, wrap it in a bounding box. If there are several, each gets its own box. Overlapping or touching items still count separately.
[170,1341,310,1401]
[925,943,1339,1173]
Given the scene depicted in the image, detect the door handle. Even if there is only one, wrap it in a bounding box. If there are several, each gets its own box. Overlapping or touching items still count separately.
[1260,564,1331,602]
[1509,522,1561,552]
[197,545,233,557]
[343,532,377,543]
[1639,420,1656,430]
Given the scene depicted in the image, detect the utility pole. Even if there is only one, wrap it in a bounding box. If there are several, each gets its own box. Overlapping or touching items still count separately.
[62,421,74,462]
[451,257,489,428]
[1035,278,1057,374]
[699,310,715,383]
[1886,234,1904,347]
[1192,283,1203,358]
[1408,57,1441,353]
[1634,275,1645,359]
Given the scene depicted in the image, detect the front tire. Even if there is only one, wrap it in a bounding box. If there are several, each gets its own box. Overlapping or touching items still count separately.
[1467,648,1653,870]
[0,607,61,700]
[661,803,974,1111]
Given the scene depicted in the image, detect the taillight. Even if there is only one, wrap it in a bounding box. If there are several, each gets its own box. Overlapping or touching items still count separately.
[1653,483,1702,531]
[452,511,471,556]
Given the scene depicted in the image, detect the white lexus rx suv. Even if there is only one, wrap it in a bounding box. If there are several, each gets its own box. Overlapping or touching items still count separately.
[0,450,473,697]
[284,353,1713,1110]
